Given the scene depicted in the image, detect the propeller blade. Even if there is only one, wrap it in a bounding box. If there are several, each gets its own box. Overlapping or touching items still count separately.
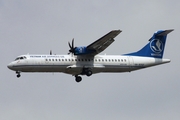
[72,38,74,49]
[50,50,52,55]
[68,38,75,55]
[68,41,72,49]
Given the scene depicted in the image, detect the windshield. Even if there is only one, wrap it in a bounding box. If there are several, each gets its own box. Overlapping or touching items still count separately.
[15,56,27,61]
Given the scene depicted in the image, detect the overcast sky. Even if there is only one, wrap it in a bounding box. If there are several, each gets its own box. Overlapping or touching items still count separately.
[1,0,180,120]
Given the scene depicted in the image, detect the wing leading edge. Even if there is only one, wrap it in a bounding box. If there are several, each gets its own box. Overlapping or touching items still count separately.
[87,30,122,55]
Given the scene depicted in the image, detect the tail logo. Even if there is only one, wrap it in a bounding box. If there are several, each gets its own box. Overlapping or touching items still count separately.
[150,39,163,54]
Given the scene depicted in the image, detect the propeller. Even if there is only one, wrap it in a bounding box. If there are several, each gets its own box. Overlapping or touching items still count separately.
[68,38,76,54]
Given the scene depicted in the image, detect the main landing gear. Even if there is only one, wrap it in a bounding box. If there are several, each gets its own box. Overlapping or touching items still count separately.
[16,71,21,78]
[75,75,82,82]
[84,69,92,76]
[74,68,93,82]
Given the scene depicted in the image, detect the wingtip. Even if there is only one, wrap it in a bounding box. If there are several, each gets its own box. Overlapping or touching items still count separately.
[113,30,122,35]
[117,29,122,32]
[112,29,122,32]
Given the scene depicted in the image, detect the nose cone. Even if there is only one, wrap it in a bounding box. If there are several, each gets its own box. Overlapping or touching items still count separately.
[7,62,13,70]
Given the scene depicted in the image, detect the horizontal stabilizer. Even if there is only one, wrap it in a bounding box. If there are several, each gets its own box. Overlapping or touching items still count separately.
[149,29,174,41]
[157,29,174,36]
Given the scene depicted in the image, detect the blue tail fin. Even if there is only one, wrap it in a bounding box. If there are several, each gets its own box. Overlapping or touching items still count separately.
[125,29,173,58]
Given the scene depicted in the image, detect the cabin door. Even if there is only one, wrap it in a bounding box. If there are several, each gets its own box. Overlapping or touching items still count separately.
[128,56,134,71]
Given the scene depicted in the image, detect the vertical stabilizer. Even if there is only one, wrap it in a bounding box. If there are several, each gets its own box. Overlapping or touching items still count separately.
[125,29,173,58]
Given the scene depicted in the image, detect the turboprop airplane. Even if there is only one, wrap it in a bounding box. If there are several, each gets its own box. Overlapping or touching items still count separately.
[7,29,173,82]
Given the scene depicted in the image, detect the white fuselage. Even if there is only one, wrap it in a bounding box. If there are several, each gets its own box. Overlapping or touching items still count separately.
[7,54,170,76]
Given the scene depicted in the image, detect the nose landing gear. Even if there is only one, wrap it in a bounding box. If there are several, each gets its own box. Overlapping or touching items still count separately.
[16,71,21,78]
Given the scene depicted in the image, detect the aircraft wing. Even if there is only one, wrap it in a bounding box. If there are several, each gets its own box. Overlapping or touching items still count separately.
[87,30,122,55]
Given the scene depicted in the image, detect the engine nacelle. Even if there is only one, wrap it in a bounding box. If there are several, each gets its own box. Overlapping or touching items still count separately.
[74,46,95,55]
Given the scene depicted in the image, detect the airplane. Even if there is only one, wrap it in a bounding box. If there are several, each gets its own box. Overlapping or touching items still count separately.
[7,29,173,82]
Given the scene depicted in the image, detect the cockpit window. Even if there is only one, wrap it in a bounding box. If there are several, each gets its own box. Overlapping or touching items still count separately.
[15,56,27,61]
[15,57,20,61]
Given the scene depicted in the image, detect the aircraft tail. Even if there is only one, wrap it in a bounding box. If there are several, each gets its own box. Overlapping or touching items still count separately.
[125,29,173,58]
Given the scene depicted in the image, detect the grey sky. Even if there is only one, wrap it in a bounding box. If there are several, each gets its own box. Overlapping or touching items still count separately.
[1,0,180,120]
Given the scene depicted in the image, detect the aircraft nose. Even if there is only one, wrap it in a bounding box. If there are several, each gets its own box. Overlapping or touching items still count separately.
[7,62,13,70]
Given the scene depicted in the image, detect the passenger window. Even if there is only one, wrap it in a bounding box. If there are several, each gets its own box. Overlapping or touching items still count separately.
[49,59,51,61]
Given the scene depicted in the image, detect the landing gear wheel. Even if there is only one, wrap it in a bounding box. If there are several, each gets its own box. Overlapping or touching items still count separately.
[85,70,92,77]
[75,76,82,82]
[16,71,21,78]
[17,74,21,78]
